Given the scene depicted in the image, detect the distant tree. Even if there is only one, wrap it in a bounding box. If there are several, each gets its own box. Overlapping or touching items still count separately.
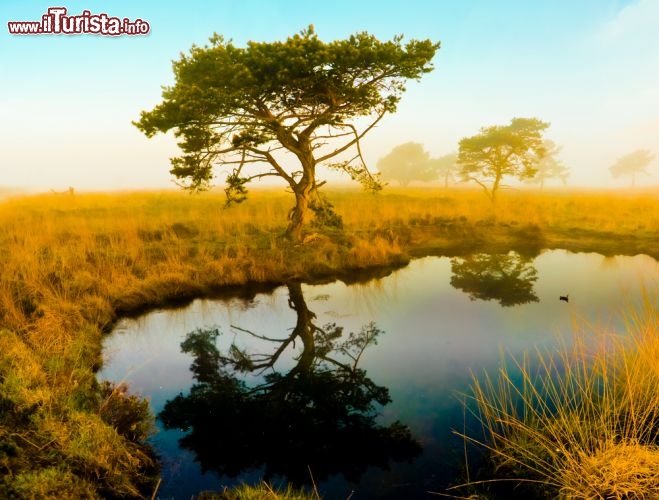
[458,118,549,203]
[609,149,654,187]
[429,152,459,188]
[134,26,439,241]
[376,142,433,186]
[527,140,569,188]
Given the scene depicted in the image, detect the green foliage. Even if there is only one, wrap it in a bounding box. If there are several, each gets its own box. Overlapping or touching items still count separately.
[134,26,438,237]
[225,172,250,205]
[98,381,154,443]
[458,117,549,202]
[328,161,384,193]
[610,149,655,187]
[309,197,344,230]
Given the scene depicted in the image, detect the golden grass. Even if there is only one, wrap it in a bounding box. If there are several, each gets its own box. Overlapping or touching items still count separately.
[0,186,657,497]
[331,185,659,231]
[561,440,659,499]
[456,296,659,499]
[330,186,659,259]
[198,481,321,499]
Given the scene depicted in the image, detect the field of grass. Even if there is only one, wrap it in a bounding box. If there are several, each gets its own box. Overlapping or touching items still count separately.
[332,185,659,258]
[0,186,657,498]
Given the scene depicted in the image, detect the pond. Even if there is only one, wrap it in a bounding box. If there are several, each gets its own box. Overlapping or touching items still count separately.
[98,250,659,498]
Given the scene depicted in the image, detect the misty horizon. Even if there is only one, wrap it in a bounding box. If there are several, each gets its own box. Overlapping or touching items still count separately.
[1,1,658,191]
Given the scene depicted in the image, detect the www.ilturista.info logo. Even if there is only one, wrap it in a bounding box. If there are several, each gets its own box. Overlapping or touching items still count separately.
[7,7,150,36]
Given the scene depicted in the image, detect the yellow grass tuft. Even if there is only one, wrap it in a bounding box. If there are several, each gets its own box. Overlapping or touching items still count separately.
[560,440,659,499]
[197,480,321,499]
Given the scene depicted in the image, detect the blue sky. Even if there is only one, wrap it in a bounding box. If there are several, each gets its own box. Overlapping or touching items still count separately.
[1,0,657,190]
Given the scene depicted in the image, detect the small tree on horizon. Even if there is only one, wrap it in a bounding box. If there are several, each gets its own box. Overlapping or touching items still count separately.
[609,149,654,187]
[134,26,439,241]
[457,117,549,203]
[376,142,433,186]
[526,140,569,189]
[429,152,459,188]
[377,144,459,188]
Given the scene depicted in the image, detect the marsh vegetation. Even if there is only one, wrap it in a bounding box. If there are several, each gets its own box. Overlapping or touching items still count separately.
[0,187,657,497]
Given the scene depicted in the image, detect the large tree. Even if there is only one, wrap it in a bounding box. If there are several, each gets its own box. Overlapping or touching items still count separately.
[458,118,549,203]
[134,27,439,240]
[609,149,654,187]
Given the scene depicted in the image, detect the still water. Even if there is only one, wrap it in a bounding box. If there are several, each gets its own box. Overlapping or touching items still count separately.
[98,250,658,498]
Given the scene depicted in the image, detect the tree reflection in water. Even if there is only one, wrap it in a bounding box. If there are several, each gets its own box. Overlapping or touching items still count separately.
[159,282,421,485]
[450,251,539,307]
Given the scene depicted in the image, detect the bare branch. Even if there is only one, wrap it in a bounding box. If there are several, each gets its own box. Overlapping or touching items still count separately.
[342,122,379,183]
[463,175,494,202]
[246,146,295,186]
[317,355,354,373]
[230,325,289,343]
[316,109,387,163]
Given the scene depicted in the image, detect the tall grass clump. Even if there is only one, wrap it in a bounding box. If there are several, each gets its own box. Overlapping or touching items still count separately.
[457,297,659,499]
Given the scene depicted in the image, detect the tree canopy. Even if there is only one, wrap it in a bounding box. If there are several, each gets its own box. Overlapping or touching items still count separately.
[134,26,439,240]
[609,149,654,187]
[450,252,539,307]
[458,117,549,203]
[376,142,433,186]
[377,143,459,187]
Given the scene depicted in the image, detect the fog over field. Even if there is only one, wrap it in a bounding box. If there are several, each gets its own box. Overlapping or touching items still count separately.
[1,0,657,191]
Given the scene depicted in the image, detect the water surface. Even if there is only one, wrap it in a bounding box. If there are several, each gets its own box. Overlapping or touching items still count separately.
[99,250,658,498]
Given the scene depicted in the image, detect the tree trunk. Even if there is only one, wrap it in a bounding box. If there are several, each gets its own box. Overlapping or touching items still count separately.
[285,142,316,241]
[287,189,311,242]
[286,282,315,375]
[490,171,504,204]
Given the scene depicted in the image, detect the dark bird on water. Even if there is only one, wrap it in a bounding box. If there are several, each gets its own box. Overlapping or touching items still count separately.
[560,294,569,303]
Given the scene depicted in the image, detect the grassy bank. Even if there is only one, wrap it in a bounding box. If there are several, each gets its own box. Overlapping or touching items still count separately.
[0,186,657,497]
[330,186,659,258]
